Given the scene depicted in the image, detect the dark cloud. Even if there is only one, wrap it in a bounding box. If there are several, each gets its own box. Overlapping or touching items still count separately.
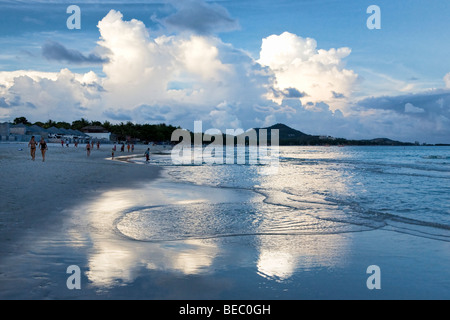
[163,0,239,35]
[103,104,171,122]
[283,87,306,99]
[0,97,10,108]
[356,89,450,117]
[332,91,345,99]
[83,82,106,92]
[25,102,37,109]
[42,41,108,65]
[270,87,306,100]
[103,109,133,121]
[134,104,170,122]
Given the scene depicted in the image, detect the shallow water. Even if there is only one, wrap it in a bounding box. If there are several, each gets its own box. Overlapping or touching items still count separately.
[126,146,450,242]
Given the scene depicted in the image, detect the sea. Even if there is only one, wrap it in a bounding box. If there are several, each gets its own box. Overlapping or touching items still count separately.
[120,146,450,243]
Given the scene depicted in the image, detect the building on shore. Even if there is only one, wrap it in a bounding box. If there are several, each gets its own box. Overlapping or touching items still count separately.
[1,123,89,142]
[81,126,111,141]
[0,122,10,141]
[10,123,27,135]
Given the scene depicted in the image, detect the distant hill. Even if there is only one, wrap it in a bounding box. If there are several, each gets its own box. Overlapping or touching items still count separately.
[256,123,313,145]
[252,123,414,146]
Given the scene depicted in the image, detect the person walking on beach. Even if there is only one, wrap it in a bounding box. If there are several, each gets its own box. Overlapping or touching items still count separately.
[131,144,135,153]
[61,139,64,147]
[127,144,130,152]
[97,141,100,150]
[28,136,38,161]
[39,137,48,162]
[121,143,125,152]
[86,142,91,157]
[145,148,150,163]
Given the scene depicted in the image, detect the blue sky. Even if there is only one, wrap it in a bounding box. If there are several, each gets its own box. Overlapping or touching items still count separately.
[1,0,450,143]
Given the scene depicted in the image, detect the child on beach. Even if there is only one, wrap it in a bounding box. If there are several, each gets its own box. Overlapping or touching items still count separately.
[111,148,115,160]
[28,136,38,161]
[145,148,150,163]
[39,138,48,162]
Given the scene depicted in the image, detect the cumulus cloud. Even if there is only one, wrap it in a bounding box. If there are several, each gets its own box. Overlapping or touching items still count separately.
[0,69,104,121]
[0,9,262,127]
[95,10,269,129]
[42,40,108,65]
[208,101,242,129]
[258,32,358,110]
[445,73,450,89]
[1,7,450,144]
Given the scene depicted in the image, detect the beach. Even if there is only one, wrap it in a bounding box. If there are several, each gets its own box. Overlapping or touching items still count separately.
[0,142,161,298]
[0,143,449,300]
[0,142,160,250]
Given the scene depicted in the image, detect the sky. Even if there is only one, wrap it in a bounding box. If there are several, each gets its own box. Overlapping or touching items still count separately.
[0,0,449,143]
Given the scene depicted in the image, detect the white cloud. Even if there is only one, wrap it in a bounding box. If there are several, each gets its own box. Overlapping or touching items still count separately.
[258,32,358,110]
[95,10,270,128]
[208,101,242,129]
[444,73,450,89]
[0,68,104,122]
[0,9,268,127]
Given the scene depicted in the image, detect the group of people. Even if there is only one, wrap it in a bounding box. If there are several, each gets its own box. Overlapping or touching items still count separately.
[112,143,135,153]
[30,137,151,163]
[28,136,48,162]
[29,137,101,160]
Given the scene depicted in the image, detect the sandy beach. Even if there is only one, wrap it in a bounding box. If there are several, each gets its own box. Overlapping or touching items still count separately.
[0,142,161,297]
[1,143,449,300]
[0,142,160,248]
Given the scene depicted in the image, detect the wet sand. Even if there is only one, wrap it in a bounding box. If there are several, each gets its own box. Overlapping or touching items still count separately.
[0,142,160,263]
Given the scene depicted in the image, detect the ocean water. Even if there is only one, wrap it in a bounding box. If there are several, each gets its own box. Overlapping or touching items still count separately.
[119,146,450,243]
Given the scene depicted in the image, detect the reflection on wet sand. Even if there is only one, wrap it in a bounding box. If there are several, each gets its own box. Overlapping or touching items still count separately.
[70,183,223,288]
[68,151,356,290]
[86,238,218,288]
[254,157,352,281]
[256,234,349,281]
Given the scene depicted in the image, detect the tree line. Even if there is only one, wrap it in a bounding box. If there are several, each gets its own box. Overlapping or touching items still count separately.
[13,117,180,143]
